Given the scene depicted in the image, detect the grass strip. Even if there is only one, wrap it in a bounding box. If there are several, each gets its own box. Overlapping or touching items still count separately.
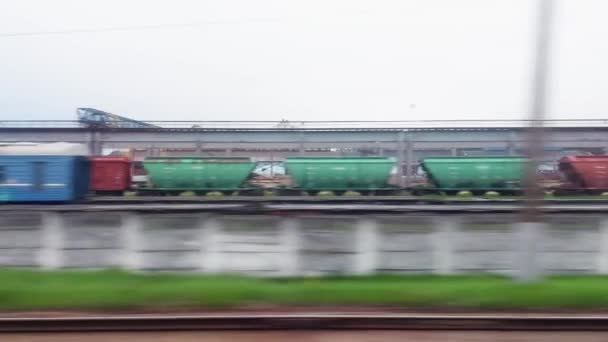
[1,269,608,311]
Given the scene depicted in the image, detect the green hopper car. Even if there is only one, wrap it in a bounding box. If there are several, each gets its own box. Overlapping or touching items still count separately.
[143,157,256,193]
[284,157,397,193]
[420,156,527,194]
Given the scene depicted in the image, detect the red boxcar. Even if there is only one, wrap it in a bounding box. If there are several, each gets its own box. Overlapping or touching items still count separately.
[558,155,608,193]
[89,156,132,194]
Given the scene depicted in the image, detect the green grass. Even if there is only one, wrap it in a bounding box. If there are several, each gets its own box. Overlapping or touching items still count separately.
[3,270,608,311]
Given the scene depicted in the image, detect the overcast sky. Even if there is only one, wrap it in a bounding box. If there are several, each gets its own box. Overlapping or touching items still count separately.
[0,0,606,121]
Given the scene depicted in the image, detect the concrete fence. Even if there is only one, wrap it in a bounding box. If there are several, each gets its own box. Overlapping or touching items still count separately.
[0,211,606,277]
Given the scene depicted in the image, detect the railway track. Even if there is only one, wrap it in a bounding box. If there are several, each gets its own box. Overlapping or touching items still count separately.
[2,314,608,332]
[5,196,608,210]
[88,196,608,205]
[3,202,608,213]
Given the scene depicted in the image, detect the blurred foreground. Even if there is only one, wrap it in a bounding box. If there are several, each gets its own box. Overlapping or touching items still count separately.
[4,331,608,342]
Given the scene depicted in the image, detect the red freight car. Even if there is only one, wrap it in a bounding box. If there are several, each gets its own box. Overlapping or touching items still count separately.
[558,156,608,194]
[89,156,132,195]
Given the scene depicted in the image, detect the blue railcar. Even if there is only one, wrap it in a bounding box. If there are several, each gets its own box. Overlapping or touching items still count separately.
[0,155,90,202]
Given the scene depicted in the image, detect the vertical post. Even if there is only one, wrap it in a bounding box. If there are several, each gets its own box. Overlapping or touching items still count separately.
[507,131,517,156]
[87,131,102,155]
[225,148,232,156]
[406,134,414,188]
[39,212,64,269]
[518,0,555,281]
[373,141,382,157]
[396,131,406,187]
[200,217,222,273]
[450,147,458,157]
[96,132,103,155]
[514,222,543,279]
[270,151,275,177]
[87,131,95,155]
[298,133,306,155]
[597,220,608,274]
[195,140,203,156]
[524,0,554,218]
[121,213,143,271]
[432,217,458,275]
[279,218,300,276]
[354,218,378,274]
[147,146,156,157]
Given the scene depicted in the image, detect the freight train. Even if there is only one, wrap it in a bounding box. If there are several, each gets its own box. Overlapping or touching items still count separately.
[415,155,608,195]
[88,155,608,196]
[117,156,398,196]
[2,143,608,202]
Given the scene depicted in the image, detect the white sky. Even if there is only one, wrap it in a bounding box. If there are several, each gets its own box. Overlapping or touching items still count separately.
[0,0,606,121]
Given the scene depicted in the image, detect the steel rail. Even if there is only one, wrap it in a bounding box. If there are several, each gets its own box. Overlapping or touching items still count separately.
[4,202,608,213]
[2,314,608,332]
[86,196,608,204]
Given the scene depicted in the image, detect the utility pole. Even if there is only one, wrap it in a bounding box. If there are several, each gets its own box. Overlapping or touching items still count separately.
[524,0,555,221]
[517,0,556,282]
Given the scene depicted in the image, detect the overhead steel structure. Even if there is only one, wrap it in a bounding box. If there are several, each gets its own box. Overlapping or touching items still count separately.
[0,116,607,187]
[77,108,158,129]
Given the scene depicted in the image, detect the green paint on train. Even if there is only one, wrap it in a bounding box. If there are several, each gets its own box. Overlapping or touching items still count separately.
[284,157,396,191]
[421,156,527,190]
[143,157,256,190]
